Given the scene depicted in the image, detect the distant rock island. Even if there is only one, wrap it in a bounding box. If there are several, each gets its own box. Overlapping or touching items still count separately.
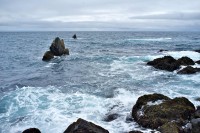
[42,37,69,61]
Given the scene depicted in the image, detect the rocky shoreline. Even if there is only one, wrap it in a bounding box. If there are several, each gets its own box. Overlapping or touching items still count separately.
[30,46,200,132]
[22,93,200,133]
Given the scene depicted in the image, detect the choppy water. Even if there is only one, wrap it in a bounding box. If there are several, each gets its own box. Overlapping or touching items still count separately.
[0,31,200,133]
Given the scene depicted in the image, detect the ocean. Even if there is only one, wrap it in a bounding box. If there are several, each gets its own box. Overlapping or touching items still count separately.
[0,31,200,133]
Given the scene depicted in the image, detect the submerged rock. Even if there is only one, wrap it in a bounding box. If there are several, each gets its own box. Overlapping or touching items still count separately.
[42,37,69,61]
[147,56,179,72]
[159,49,168,52]
[64,118,109,133]
[132,93,195,129]
[177,66,200,74]
[22,128,41,133]
[103,113,120,122]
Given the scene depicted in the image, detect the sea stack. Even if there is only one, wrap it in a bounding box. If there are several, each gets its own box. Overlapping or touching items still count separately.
[42,37,69,61]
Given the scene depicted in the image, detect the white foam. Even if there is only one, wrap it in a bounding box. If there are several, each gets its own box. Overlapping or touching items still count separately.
[44,63,57,68]
[164,51,200,61]
[147,100,164,106]
[127,38,172,41]
[0,86,157,133]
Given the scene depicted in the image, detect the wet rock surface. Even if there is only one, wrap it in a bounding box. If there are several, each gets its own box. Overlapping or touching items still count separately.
[177,66,200,74]
[158,122,181,133]
[64,118,109,133]
[132,93,195,129]
[147,56,199,74]
[22,128,41,133]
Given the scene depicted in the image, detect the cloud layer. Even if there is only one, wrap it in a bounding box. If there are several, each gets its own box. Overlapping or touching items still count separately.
[0,0,200,31]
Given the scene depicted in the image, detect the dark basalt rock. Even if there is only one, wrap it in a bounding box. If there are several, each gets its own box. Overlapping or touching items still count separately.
[158,122,182,133]
[22,128,41,133]
[177,66,200,74]
[147,56,179,72]
[176,56,195,66]
[42,51,54,61]
[42,37,69,61]
[50,37,66,56]
[103,113,119,122]
[64,118,109,133]
[194,49,200,53]
[159,49,168,52]
[147,56,198,73]
[132,93,195,129]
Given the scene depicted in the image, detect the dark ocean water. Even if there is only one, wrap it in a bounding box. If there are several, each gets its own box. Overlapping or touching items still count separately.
[0,31,200,133]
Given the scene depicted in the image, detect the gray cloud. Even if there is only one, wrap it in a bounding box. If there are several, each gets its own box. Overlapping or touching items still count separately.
[130,12,200,20]
[0,0,200,31]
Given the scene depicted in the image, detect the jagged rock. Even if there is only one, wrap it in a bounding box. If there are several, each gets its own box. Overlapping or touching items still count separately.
[132,93,195,129]
[72,34,77,39]
[42,51,54,61]
[42,37,69,61]
[191,118,200,133]
[103,113,119,122]
[176,56,195,66]
[177,66,200,74]
[147,56,179,72]
[159,122,182,133]
[50,37,67,56]
[22,128,41,133]
[64,118,109,133]
[196,60,200,64]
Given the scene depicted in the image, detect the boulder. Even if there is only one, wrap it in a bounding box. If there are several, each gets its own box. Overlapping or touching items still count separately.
[22,128,41,133]
[147,56,179,72]
[64,118,109,133]
[177,66,200,74]
[42,51,54,61]
[132,93,195,129]
[50,37,67,56]
[176,56,195,66]
[158,122,182,133]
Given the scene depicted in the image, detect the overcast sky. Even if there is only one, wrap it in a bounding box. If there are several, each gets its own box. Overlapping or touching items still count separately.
[0,0,200,31]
